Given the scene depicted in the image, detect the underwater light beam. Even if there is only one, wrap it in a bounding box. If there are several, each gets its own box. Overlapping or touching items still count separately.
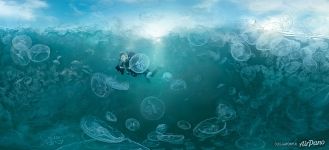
[141,19,176,41]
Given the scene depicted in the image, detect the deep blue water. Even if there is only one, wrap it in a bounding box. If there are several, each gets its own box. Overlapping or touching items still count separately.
[0,25,329,150]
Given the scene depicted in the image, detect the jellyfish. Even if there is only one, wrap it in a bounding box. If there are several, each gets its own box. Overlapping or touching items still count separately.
[193,117,226,139]
[240,29,261,45]
[80,115,125,143]
[12,35,32,51]
[155,124,168,134]
[216,104,236,121]
[170,79,187,91]
[140,96,165,120]
[269,37,300,57]
[255,33,280,51]
[106,77,129,91]
[105,111,117,122]
[28,44,51,62]
[125,118,140,132]
[129,53,150,73]
[284,61,301,74]
[157,133,185,144]
[147,131,159,141]
[188,26,209,47]
[235,137,266,150]
[177,120,191,130]
[230,42,251,62]
[90,73,111,97]
[240,66,257,85]
[162,72,173,82]
[10,47,30,66]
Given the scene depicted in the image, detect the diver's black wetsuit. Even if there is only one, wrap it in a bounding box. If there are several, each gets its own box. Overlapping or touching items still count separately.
[115,52,158,79]
[115,52,144,77]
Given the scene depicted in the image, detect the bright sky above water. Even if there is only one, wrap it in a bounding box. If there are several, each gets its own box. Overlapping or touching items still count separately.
[1,0,329,37]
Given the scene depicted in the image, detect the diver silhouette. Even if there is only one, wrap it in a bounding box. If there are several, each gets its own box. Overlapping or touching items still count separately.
[115,51,158,79]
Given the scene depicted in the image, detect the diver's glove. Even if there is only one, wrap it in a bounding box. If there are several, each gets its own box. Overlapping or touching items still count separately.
[115,65,124,75]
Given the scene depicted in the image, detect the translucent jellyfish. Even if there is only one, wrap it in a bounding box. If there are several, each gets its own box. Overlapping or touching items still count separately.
[269,37,300,57]
[162,72,173,82]
[177,120,191,130]
[240,66,257,84]
[193,117,226,138]
[284,61,301,74]
[28,44,51,62]
[105,111,117,122]
[216,104,236,121]
[288,50,302,60]
[302,57,317,72]
[106,77,129,91]
[230,42,251,61]
[255,33,280,51]
[170,79,187,91]
[12,35,32,51]
[140,96,165,120]
[125,118,140,131]
[235,137,266,150]
[240,29,261,45]
[129,53,150,73]
[10,47,30,66]
[80,115,125,143]
[90,73,111,97]
[147,131,159,141]
[157,133,185,144]
[188,26,209,47]
[155,124,168,134]
[209,30,226,47]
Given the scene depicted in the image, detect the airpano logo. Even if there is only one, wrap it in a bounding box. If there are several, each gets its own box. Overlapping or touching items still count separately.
[299,140,325,147]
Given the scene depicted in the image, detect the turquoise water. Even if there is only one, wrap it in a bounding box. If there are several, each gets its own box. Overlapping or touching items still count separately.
[0,26,329,150]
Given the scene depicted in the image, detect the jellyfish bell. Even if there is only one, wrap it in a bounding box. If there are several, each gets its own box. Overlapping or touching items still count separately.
[193,117,226,139]
[12,35,32,51]
[80,116,125,143]
[216,104,236,121]
[140,96,165,120]
[10,47,30,66]
[170,79,187,91]
[230,41,251,62]
[28,44,51,62]
[187,25,210,47]
[157,133,185,144]
[90,73,112,97]
[156,124,168,134]
[105,111,117,122]
[177,120,192,130]
[129,53,150,73]
[125,118,140,132]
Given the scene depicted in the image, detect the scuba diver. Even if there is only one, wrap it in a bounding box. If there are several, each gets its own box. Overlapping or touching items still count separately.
[115,51,157,79]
